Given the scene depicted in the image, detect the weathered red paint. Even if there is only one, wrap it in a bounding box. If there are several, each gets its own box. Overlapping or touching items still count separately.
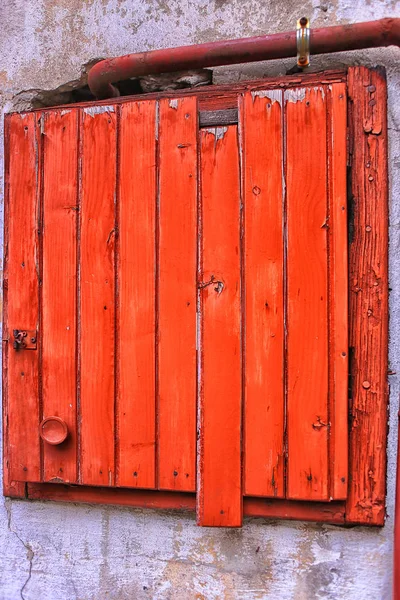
[3,69,389,530]
[346,67,389,526]
[88,18,400,99]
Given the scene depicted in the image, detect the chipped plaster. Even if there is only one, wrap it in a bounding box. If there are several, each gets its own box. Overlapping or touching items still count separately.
[0,1,400,598]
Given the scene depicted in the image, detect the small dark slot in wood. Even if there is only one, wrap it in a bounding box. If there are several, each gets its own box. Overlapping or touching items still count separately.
[199,108,238,127]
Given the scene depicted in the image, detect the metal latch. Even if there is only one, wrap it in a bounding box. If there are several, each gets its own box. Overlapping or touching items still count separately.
[12,330,37,350]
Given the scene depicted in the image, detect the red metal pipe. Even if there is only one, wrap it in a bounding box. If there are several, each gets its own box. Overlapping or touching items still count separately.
[88,18,400,99]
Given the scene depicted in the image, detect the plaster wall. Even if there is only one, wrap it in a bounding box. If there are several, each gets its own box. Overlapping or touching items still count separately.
[0,1,399,599]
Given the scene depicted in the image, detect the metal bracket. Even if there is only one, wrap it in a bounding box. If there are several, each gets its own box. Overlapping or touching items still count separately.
[297,17,310,68]
[12,329,37,351]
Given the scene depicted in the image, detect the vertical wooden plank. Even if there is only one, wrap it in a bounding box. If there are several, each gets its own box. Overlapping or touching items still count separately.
[286,87,329,501]
[346,67,388,525]
[80,106,116,486]
[4,112,41,482]
[118,101,156,488]
[197,125,242,527]
[241,90,285,498]
[327,83,348,500]
[158,97,197,491]
[42,109,78,483]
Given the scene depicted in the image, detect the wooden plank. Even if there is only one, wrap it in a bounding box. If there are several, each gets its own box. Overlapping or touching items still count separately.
[327,84,348,500]
[118,100,156,488]
[241,90,285,498]
[157,97,197,491]
[286,87,329,501]
[80,106,116,486]
[28,483,196,512]
[346,67,388,525]
[197,125,242,527]
[4,112,41,482]
[42,109,78,483]
[26,482,346,525]
[243,497,345,523]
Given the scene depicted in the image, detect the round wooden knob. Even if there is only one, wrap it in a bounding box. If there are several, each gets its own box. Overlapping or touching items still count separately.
[39,417,68,445]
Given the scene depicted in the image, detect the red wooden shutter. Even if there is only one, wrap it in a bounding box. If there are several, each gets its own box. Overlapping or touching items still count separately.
[4,69,387,527]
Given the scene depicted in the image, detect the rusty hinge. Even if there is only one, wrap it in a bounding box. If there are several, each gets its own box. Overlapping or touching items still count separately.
[12,330,37,351]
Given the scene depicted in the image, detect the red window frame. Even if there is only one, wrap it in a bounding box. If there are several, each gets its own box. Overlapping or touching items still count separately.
[3,66,388,526]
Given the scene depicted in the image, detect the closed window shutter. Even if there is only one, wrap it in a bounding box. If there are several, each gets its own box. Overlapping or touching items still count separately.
[4,69,387,527]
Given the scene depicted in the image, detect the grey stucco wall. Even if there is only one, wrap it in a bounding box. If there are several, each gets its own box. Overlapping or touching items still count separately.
[0,1,399,598]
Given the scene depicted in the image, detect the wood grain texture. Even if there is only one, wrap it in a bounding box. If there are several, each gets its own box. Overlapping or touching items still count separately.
[4,112,41,482]
[346,67,388,525]
[42,109,78,483]
[286,87,329,501]
[118,101,156,488]
[197,126,242,527]
[240,90,285,498]
[327,84,348,500]
[80,106,116,486]
[157,97,197,491]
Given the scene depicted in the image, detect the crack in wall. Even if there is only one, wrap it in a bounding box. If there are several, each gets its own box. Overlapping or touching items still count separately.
[5,499,35,600]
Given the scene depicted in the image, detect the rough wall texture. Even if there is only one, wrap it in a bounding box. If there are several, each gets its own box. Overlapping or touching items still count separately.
[0,1,400,599]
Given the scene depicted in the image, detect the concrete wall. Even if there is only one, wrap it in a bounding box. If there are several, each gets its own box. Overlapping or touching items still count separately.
[0,1,399,598]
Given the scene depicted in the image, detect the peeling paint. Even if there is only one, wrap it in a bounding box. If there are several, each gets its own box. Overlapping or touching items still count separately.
[251,89,282,106]
[155,100,160,140]
[169,99,179,109]
[83,105,115,116]
[285,87,307,103]
[314,85,326,100]
[204,126,228,141]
